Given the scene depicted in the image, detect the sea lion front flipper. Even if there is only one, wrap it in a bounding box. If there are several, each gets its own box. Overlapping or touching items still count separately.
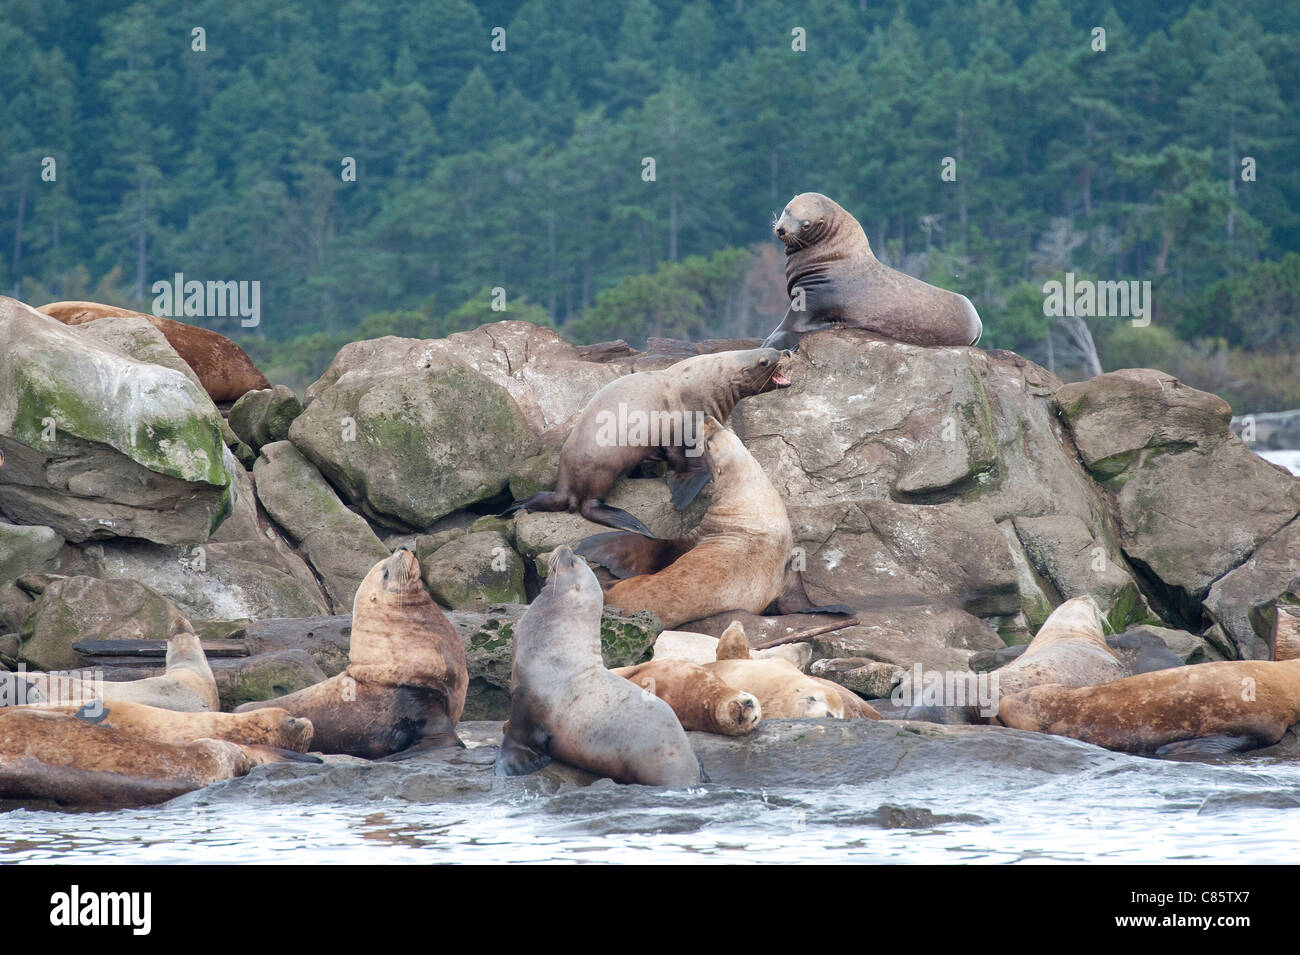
[668,468,712,510]
[379,709,465,761]
[494,731,552,777]
[575,531,692,579]
[1155,734,1263,758]
[578,499,654,536]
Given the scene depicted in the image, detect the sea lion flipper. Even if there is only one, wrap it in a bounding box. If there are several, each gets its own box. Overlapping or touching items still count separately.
[579,500,654,537]
[494,733,552,776]
[668,468,712,510]
[575,532,691,579]
[1155,734,1262,758]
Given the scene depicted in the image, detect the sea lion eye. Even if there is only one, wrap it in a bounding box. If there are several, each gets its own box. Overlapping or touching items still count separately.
[802,220,810,227]
[759,357,769,366]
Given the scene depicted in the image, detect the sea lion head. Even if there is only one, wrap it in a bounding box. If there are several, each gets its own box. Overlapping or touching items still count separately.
[165,629,208,672]
[733,347,792,394]
[773,192,846,251]
[698,416,747,479]
[546,545,603,603]
[717,690,762,734]
[243,707,315,752]
[1027,595,1107,654]
[357,548,425,609]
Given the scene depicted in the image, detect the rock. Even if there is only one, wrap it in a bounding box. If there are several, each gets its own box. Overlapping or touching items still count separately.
[211,650,327,711]
[649,629,812,670]
[1203,517,1300,660]
[1121,625,1223,665]
[0,581,34,635]
[0,522,63,584]
[227,386,303,453]
[508,445,562,501]
[421,531,525,610]
[1104,630,1187,674]
[0,632,19,666]
[252,441,390,611]
[0,297,238,544]
[968,644,1027,672]
[468,514,516,541]
[65,465,331,621]
[511,478,708,556]
[291,342,540,529]
[1057,369,1300,618]
[809,657,903,698]
[997,522,1056,629]
[789,500,1020,617]
[243,616,352,676]
[1012,514,1153,631]
[18,575,189,671]
[448,604,661,719]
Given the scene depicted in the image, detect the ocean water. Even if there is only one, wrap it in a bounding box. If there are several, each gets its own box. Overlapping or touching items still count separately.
[3,726,1298,864]
[1259,449,1300,475]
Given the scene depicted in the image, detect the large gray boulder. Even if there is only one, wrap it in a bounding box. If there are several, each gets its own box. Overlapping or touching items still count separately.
[0,522,63,584]
[253,441,390,612]
[228,386,303,453]
[420,531,525,611]
[1203,517,1300,659]
[0,297,238,544]
[1056,369,1300,616]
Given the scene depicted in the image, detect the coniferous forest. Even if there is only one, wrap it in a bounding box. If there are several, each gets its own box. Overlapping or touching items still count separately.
[3,1,1298,407]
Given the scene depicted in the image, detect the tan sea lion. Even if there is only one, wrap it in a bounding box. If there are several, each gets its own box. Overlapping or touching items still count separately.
[236,549,467,759]
[706,621,880,720]
[13,628,220,713]
[22,700,313,752]
[761,193,982,351]
[38,300,270,402]
[612,659,762,736]
[502,347,792,533]
[0,708,318,807]
[576,417,793,628]
[495,546,701,785]
[998,659,1300,757]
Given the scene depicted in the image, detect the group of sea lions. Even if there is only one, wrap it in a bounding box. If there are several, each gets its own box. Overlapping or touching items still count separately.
[5,193,1297,805]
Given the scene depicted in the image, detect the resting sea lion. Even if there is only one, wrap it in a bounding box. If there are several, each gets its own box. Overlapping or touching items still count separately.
[495,546,701,785]
[706,620,880,720]
[761,193,982,351]
[236,549,467,759]
[612,659,762,736]
[502,347,792,533]
[0,708,318,807]
[998,659,1300,757]
[39,300,270,402]
[23,700,313,752]
[12,628,220,713]
[576,417,793,628]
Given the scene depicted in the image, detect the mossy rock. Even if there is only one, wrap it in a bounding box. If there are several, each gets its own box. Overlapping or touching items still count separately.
[421,531,526,611]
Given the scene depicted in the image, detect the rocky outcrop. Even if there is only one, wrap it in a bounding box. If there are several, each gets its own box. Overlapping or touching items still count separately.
[0,297,238,545]
[252,441,390,612]
[420,531,525,610]
[228,385,303,453]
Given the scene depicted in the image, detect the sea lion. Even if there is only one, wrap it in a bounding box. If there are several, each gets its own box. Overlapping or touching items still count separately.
[576,416,792,628]
[612,659,762,736]
[22,700,313,752]
[236,549,467,759]
[12,628,220,713]
[0,708,318,808]
[902,597,1126,724]
[760,193,982,351]
[705,620,880,720]
[998,659,1300,757]
[38,300,270,402]
[502,347,792,533]
[495,546,701,785]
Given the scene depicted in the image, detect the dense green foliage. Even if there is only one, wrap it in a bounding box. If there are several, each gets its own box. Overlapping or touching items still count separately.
[3,1,1298,402]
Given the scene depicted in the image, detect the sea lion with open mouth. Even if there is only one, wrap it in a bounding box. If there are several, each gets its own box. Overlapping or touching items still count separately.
[761,193,982,351]
[502,347,792,535]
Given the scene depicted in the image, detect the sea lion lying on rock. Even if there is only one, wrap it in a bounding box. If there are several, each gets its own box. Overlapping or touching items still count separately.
[237,549,468,759]
[22,700,313,752]
[10,627,220,713]
[761,192,982,351]
[612,659,762,736]
[503,348,792,533]
[0,708,318,808]
[38,300,271,403]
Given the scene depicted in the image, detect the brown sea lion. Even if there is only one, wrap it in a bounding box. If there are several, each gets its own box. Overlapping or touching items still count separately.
[22,700,313,752]
[0,708,319,808]
[576,417,793,628]
[502,347,792,533]
[706,620,880,720]
[612,659,762,736]
[13,628,220,713]
[761,193,982,351]
[495,546,701,785]
[236,549,467,759]
[38,300,270,402]
[998,659,1300,757]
